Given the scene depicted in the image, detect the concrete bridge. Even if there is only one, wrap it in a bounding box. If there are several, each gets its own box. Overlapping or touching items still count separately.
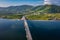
[21,16,33,40]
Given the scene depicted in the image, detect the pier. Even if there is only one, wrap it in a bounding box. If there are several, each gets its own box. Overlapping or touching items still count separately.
[21,16,33,40]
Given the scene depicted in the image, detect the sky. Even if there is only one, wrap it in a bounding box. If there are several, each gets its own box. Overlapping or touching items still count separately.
[44,0,60,5]
[0,0,60,7]
[0,0,44,7]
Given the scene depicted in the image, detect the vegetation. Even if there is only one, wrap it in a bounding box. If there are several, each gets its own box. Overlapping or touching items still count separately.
[0,5,60,14]
[0,5,60,20]
[0,13,60,20]
[26,13,60,20]
[0,5,33,14]
[29,5,60,15]
[0,14,23,19]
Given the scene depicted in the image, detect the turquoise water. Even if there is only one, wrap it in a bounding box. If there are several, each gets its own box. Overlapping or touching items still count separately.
[0,19,60,40]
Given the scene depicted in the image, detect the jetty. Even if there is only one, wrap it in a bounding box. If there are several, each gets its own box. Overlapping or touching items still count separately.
[21,16,32,40]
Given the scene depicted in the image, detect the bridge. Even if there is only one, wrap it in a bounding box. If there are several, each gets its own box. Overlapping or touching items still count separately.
[21,16,33,40]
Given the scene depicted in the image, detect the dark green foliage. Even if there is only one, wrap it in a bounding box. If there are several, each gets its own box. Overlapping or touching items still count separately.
[1,15,23,19]
[0,5,60,15]
[31,5,60,13]
[0,5,33,14]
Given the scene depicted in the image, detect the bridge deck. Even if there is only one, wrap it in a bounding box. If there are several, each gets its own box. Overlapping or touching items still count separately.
[21,16,32,40]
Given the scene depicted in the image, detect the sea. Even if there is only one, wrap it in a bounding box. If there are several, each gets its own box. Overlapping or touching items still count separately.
[0,19,60,40]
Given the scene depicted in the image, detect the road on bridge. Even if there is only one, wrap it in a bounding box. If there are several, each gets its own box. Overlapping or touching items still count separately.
[21,16,33,40]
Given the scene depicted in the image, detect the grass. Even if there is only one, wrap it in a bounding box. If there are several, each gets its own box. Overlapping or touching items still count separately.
[0,14,23,19]
[0,13,60,20]
[26,13,60,20]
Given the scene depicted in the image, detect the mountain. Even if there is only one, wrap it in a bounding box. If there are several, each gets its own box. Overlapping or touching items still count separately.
[31,5,60,13]
[0,5,33,15]
[0,5,60,15]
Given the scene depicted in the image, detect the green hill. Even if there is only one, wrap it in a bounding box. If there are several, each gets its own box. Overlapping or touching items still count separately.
[0,5,60,15]
[31,5,60,13]
[0,5,33,15]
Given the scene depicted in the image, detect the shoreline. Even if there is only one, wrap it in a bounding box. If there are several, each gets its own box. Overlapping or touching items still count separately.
[0,18,60,21]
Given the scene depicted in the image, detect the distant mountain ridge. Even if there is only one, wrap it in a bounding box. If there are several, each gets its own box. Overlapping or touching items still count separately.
[0,5,60,15]
[31,5,60,13]
[0,5,33,14]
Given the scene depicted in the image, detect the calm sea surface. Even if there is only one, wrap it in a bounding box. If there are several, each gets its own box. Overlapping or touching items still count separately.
[27,20,60,40]
[0,19,26,40]
[0,19,60,40]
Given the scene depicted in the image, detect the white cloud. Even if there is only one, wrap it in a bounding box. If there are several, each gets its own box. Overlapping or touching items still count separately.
[44,0,60,5]
[0,4,9,7]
